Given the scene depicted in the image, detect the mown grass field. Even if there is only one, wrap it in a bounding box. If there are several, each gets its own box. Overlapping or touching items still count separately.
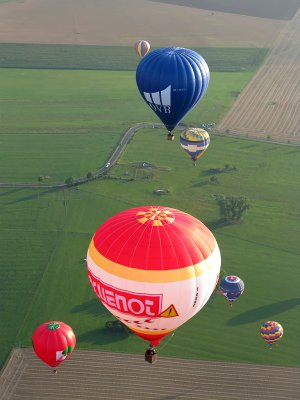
[0,46,299,370]
[0,44,269,72]
[2,132,299,369]
[0,68,253,182]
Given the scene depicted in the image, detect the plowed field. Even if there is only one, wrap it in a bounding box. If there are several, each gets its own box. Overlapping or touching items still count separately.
[217,9,300,144]
[1,348,299,400]
[0,0,287,48]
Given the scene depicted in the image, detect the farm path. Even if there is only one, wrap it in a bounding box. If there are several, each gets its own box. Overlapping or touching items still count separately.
[0,122,160,189]
[0,348,299,400]
[217,8,300,144]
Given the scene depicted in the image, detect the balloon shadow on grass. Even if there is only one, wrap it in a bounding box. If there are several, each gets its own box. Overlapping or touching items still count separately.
[226,298,300,326]
[191,180,210,188]
[206,219,233,231]
[71,298,109,317]
[7,187,60,204]
[77,326,130,346]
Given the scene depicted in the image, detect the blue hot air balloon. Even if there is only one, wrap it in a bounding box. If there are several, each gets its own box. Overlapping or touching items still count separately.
[220,275,245,306]
[136,47,209,140]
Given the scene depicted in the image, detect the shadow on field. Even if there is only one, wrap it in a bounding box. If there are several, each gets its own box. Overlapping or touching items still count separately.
[239,143,258,149]
[71,298,109,317]
[191,180,209,188]
[227,298,300,325]
[287,149,300,154]
[0,188,24,197]
[7,187,60,204]
[77,327,129,345]
[206,219,233,230]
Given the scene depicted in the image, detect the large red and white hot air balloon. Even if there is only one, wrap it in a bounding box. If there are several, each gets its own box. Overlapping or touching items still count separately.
[86,206,221,349]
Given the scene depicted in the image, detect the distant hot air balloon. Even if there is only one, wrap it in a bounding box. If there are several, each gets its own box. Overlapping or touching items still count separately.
[260,321,283,348]
[134,40,151,58]
[180,127,210,165]
[86,206,221,362]
[136,47,209,140]
[32,321,76,372]
[219,275,245,306]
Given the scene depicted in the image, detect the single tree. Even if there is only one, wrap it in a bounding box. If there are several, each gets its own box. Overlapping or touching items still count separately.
[215,195,250,222]
[65,176,75,186]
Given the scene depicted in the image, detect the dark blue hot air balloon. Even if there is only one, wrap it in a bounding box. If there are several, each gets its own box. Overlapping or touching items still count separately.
[136,47,209,140]
[220,275,245,306]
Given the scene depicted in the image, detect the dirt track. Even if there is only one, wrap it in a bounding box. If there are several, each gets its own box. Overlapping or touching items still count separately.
[0,348,299,400]
[217,8,300,144]
[0,0,287,48]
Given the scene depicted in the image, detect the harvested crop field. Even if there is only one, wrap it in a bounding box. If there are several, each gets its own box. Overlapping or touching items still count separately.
[1,348,299,400]
[0,0,287,48]
[217,8,300,144]
[149,0,300,20]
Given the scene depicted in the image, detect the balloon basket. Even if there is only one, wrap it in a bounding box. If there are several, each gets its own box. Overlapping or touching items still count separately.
[145,353,158,364]
[145,345,158,364]
[167,133,174,141]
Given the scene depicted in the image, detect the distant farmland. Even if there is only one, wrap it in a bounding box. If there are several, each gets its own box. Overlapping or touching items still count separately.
[217,9,300,144]
[0,0,287,48]
[0,44,269,72]
[149,0,300,20]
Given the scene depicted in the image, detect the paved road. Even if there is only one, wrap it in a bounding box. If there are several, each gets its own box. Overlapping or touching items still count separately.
[0,123,167,189]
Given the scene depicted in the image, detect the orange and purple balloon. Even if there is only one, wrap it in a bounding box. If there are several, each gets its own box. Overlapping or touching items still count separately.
[134,40,150,57]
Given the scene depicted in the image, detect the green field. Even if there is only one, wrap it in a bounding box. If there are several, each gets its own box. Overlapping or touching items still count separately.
[0,47,299,370]
[0,68,252,182]
[0,43,269,72]
[1,132,299,369]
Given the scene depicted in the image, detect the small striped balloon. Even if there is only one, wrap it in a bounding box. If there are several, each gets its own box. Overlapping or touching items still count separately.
[260,321,283,347]
[180,128,210,164]
[134,40,151,57]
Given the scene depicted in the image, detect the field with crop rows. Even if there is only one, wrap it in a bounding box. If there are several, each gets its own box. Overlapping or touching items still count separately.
[217,9,300,144]
[1,349,299,400]
[0,44,269,72]
[0,0,287,48]
[150,0,300,20]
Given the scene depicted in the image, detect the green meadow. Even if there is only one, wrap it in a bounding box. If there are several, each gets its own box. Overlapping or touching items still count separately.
[0,47,299,369]
[1,132,299,369]
[0,68,252,182]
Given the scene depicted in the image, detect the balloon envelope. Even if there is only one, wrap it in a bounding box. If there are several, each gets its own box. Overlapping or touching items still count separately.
[220,275,245,303]
[135,40,151,57]
[87,206,221,346]
[180,127,210,162]
[136,47,209,133]
[32,321,76,368]
[260,321,283,345]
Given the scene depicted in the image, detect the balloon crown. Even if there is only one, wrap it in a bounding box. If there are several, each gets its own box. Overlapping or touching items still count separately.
[47,322,60,330]
[136,208,175,226]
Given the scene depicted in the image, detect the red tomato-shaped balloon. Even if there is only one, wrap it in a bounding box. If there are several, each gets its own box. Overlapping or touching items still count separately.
[87,206,221,346]
[32,321,76,368]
